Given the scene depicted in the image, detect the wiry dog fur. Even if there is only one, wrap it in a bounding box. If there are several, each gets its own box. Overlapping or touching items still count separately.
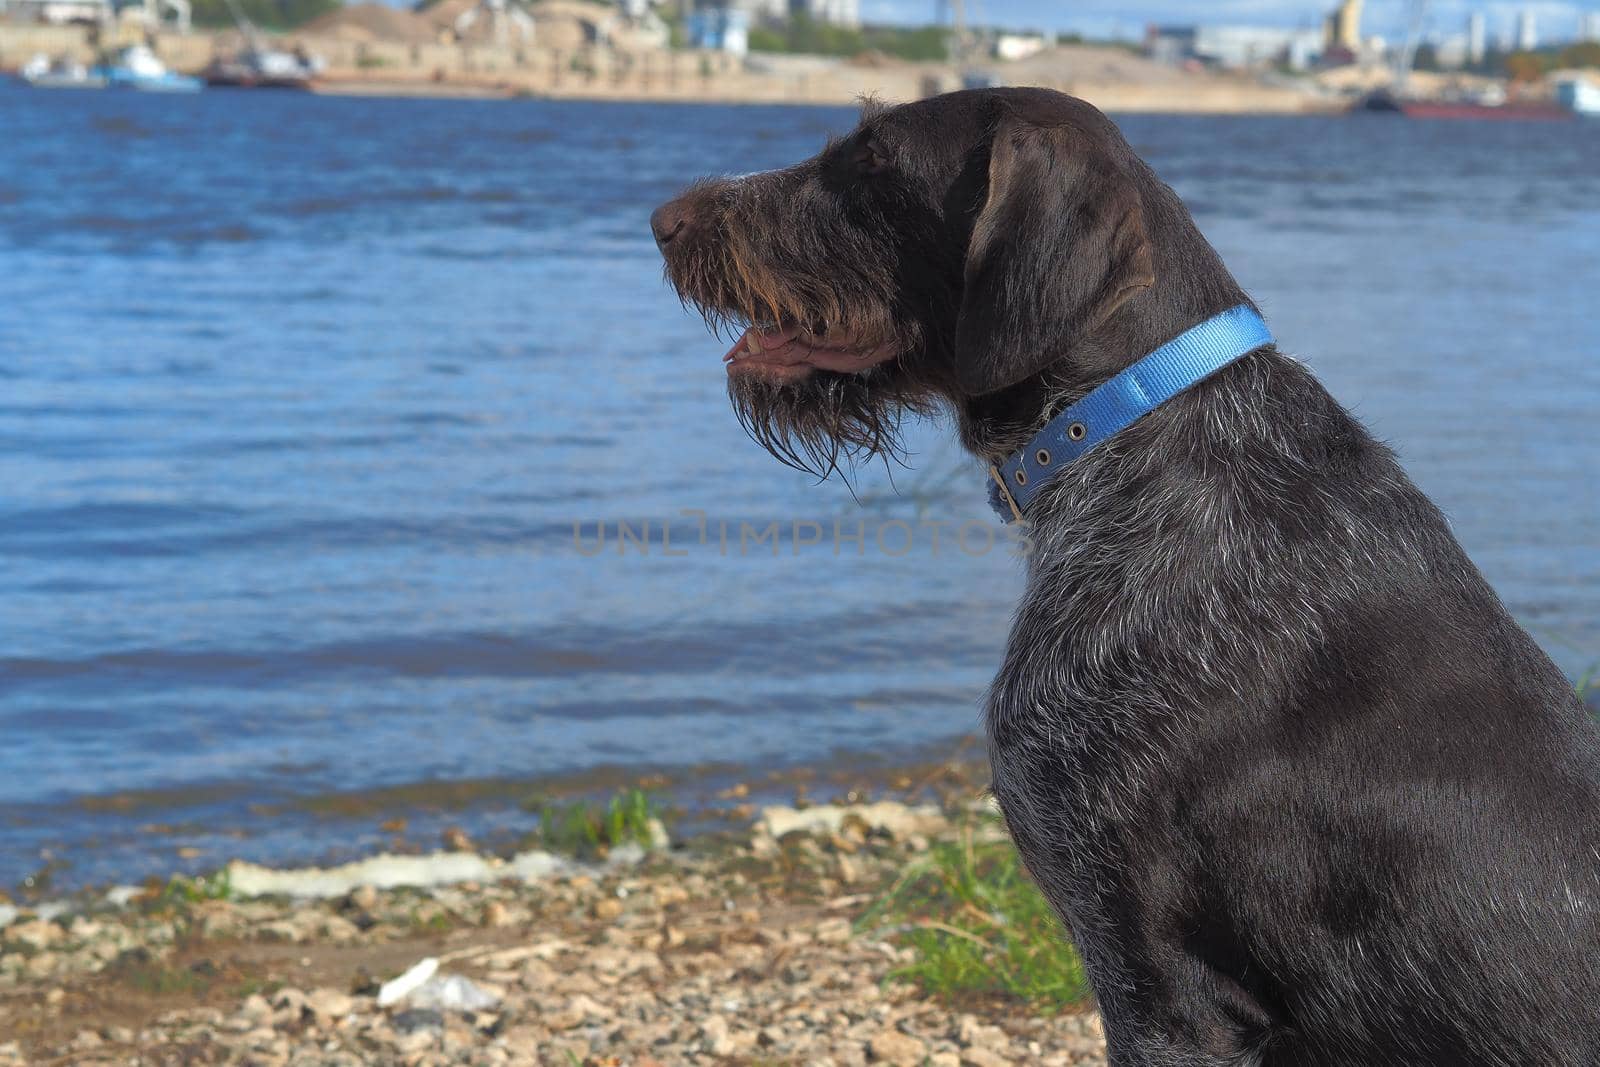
[654,87,1600,1066]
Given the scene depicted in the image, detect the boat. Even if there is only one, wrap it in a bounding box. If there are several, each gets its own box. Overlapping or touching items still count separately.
[1556,78,1600,117]
[1347,0,1570,122]
[18,53,109,89]
[1355,87,1572,122]
[99,44,203,92]
[201,0,321,89]
[202,46,320,89]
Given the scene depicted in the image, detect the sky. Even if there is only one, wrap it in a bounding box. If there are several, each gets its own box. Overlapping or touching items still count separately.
[858,1,1600,41]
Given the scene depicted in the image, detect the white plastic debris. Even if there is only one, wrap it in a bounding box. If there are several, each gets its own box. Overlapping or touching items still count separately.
[405,974,501,1012]
[377,957,439,1007]
[221,839,652,901]
[229,853,505,899]
[757,801,947,841]
[104,886,144,908]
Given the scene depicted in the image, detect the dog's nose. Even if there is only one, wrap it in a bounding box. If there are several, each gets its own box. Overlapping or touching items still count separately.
[650,203,691,248]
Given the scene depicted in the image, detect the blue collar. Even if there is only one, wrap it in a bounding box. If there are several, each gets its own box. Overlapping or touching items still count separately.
[988,305,1274,522]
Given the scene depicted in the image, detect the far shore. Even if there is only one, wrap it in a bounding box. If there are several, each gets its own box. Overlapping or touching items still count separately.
[306,76,1347,113]
[0,21,1348,113]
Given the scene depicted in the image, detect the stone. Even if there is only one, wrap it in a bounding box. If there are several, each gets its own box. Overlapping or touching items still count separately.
[271,987,308,1015]
[7,919,62,951]
[22,953,56,979]
[394,1028,434,1054]
[652,882,689,908]
[237,993,272,1022]
[700,1013,735,1056]
[962,1048,1009,1067]
[592,897,623,921]
[391,1008,445,1034]
[548,1038,591,1064]
[959,1020,1007,1049]
[868,1029,926,1066]
[306,988,355,1022]
[257,920,303,943]
[541,994,597,1031]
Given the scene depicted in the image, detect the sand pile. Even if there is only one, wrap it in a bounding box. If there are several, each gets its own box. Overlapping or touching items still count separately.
[300,2,437,45]
[1001,44,1196,86]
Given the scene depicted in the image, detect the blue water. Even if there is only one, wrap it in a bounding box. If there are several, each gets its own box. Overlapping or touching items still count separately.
[1,86,1596,891]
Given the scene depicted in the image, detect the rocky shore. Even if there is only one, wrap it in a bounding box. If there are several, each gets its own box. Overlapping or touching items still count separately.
[0,796,1108,1066]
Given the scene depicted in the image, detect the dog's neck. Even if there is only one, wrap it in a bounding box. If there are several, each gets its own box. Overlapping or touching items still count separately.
[954,304,1210,464]
[955,192,1250,466]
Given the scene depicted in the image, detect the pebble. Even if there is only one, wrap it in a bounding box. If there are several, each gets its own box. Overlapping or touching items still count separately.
[7,920,62,951]
[870,1028,927,1065]
[306,987,355,1021]
[391,1008,445,1034]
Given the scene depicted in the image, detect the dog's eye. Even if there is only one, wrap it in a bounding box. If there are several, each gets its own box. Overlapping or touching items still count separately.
[855,141,891,177]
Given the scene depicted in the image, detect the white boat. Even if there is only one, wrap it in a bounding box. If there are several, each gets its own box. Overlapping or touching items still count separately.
[18,53,108,89]
[18,45,201,92]
[1556,79,1600,117]
[100,44,203,92]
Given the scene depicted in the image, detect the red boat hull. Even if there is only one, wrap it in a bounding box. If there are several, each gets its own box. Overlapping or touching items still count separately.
[1397,100,1571,121]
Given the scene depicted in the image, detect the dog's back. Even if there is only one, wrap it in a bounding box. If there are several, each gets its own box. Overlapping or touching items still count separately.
[989,348,1600,1066]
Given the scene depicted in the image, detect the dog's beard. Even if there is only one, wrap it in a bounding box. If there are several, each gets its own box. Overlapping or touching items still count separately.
[660,209,934,477]
[728,367,933,479]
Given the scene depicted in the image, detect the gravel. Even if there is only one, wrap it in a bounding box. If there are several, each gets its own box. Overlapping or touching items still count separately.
[0,801,1109,1066]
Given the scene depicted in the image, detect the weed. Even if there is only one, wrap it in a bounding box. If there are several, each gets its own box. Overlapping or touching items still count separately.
[159,868,234,907]
[539,788,659,859]
[107,950,212,997]
[408,908,454,935]
[859,818,1089,1011]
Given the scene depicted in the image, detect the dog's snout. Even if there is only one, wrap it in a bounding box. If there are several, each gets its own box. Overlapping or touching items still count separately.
[650,202,692,248]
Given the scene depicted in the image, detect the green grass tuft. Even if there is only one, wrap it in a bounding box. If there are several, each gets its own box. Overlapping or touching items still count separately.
[107,950,213,996]
[539,788,659,859]
[859,817,1090,1011]
[159,868,234,906]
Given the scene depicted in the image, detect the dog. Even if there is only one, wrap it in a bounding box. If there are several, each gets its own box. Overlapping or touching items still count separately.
[652,87,1600,1066]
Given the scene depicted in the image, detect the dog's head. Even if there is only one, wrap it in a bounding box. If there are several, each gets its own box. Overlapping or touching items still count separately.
[653,87,1238,471]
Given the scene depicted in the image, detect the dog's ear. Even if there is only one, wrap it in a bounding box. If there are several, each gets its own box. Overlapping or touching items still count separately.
[953,115,1155,396]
